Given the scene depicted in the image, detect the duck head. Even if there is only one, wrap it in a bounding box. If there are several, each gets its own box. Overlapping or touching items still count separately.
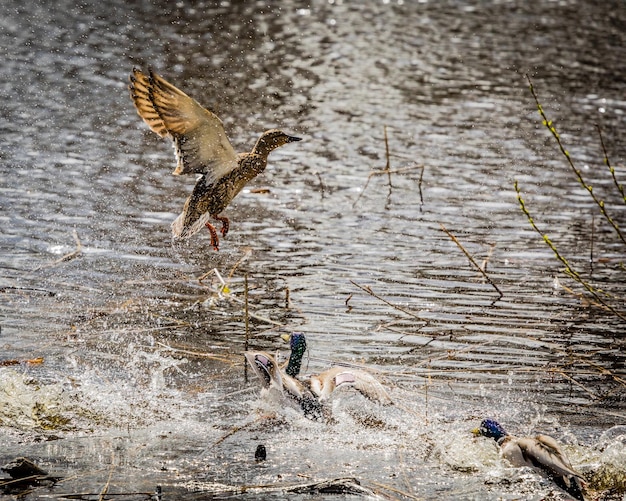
[474,418,508,442]
[253,129,301,156]
[283,332,307,377]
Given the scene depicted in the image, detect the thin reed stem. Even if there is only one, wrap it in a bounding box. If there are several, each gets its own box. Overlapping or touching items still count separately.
[515,181,626,321]
[440,224,503,299]
[596,124,626,204]
[526,75,625,245]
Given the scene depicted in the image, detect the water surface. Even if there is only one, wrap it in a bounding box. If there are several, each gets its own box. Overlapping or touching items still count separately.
[1,0,625,499]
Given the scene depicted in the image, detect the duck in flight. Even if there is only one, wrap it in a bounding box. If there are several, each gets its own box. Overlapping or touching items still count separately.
[129,68,301,250]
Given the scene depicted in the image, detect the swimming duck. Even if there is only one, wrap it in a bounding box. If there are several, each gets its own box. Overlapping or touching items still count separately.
[474,418,585,501]
[244,350,325,421]
[129,68,301,250]
[283,333,393,406]
[245,333,392,421]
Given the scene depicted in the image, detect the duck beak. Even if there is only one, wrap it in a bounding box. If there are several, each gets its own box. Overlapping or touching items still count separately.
[286,135,302,142]
[471,427,481,436]
[280,333,291,343]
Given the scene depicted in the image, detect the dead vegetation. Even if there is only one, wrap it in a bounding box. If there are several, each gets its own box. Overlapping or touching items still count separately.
[516,76,625,321]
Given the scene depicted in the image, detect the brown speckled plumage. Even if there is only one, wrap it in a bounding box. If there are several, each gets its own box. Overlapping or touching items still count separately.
[129,68,301,250]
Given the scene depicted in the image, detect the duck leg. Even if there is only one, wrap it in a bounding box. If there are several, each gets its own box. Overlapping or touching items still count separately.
[204,222,220,251]
[213,214,230,237]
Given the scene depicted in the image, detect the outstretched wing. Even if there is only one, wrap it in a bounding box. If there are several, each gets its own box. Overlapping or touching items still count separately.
[517,436,583,480]
[310,367,393,405]
[129,68,238,180]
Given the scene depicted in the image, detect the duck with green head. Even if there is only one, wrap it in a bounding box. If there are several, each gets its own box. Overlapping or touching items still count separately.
[474,418,586,501]
[245,333,392,421]
[284,332,393,406]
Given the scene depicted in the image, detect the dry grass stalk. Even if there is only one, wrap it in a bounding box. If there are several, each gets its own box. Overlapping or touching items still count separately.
[35,230,82,271]
[208,414,276,448]
[350,280,425,321]
[315,171,325,200]
[596,124,626,204]
[481,243,497,273]
[244,273,250,381]
[97,451,115,501]
[353,126,424,208]
[156,342,236,365]
[368,479,423,500]
[439,224,503,299]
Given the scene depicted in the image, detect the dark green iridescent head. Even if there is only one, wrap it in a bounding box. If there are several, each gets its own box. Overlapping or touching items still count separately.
[479,419,508,442]
[285,332,307,377]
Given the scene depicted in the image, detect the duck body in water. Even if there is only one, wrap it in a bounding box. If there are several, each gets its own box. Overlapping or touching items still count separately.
[244,350,326,421]
[475,418,586,501]
[245,333,392,421]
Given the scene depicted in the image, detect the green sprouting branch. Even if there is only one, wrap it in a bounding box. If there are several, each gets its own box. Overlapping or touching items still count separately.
[525,75,626,246]
[596,124,626,205]
[515,180,626,321]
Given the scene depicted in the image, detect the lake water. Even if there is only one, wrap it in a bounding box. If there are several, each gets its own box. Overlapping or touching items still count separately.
[1,0,625,499]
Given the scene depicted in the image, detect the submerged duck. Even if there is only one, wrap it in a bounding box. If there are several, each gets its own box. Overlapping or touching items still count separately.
[129,68,301,250]
[475,418,586,501]
[245,333,392,421]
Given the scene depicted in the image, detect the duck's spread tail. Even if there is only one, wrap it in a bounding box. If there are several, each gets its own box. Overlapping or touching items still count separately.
[171,212,211,239]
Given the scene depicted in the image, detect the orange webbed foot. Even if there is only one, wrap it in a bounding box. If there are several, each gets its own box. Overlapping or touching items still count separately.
[214,215,230,237]
[204,222,220,251]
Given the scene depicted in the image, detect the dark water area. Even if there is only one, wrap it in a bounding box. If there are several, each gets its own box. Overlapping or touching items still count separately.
[1,0,625,499]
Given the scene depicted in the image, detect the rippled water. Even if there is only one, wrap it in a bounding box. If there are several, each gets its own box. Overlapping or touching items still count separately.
[1,0,625,499]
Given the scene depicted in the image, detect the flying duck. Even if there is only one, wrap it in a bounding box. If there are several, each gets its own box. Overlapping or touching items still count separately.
[129,68,301,250]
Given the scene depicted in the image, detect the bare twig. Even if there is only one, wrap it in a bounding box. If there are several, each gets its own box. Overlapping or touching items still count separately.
[439,224,503,299]
[590,215,595,275]
[417,163,425,209]
[480,242,497,273]
[596,124,626,204]
[350,280,425,321]
[156,342,235,365]
[98,451,115,501]
[368,479,423,500]
[353,126,423,208]
[197,249,251,291]
[244,273,250,382]
[353,165,424,208]
[315,171,325,200]
[35,230,83,270]
[208,415,272,448]
[515,181,626,320]
[384,125,392,190]
[526,75,625,245]
[227,248,253,282]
